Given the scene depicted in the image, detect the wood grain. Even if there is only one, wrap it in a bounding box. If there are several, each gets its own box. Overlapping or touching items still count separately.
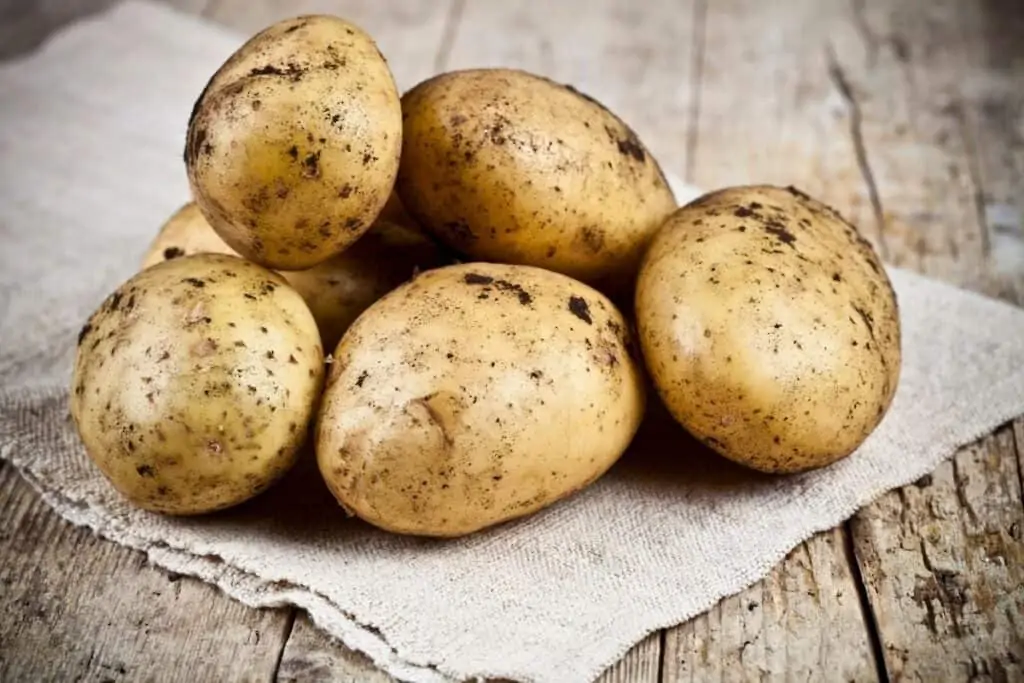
[662,528,879,682]
[826,2,1024,680]
[276,613,395,683]
[0,464,292,683]
[828,0,1024,295]
[850,423,1024,682]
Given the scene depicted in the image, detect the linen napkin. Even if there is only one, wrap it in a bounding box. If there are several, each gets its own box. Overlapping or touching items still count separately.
[2,3,1024,682]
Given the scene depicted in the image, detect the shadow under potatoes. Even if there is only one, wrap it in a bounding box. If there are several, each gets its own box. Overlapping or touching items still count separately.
[197,401,778,544]
[611,397,774,493]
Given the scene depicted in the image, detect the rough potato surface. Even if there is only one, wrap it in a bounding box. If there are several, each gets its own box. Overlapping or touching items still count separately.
[140,202,239,269]
[316,262,646,537]
[185,15,402,270]
[141,201,444,352]
[636,185,901,473]
[71,254,325,514]
[397,69,677,294]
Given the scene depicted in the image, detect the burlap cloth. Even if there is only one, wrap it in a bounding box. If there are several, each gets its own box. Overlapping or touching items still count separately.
[2,3,1023,682]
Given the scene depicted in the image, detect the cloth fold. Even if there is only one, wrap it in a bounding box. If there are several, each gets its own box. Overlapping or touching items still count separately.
[2,3,1023,682]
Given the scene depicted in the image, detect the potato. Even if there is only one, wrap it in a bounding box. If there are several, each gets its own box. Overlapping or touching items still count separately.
[141,200,445,351]
[184,15,402,270]
[635,185,901,473]
[315,262,646,537]
[70,253,325,514]
[140,202,240,268]
[397,68,677,294]
[281,222,445,351]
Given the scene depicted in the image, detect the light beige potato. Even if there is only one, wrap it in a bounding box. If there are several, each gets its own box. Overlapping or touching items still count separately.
[141,201,445,351]
[316,262,646,537]
[140,202,240,267]
[281,222,445,351]
[397,68,677,294]
[635,185,901,474]
[185,15,402,270]
[70,254,324,514]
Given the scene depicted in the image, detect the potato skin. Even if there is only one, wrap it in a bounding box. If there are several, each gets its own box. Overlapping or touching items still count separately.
[140,202,239,269]
[315,262,646,537]
[185,15,402,270]
[70,254,325,514]
[282,221,445,351]
[141,201,444,351]
[397,69,677,293]
[635,185,901,473]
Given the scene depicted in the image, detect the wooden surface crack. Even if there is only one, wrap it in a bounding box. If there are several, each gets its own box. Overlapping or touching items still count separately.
[843,522,890,683]
[826,47,890,262]
[1014,421,1024,514]
[655,630,666,683]
[271,610,297,682]
[952,454,980,525]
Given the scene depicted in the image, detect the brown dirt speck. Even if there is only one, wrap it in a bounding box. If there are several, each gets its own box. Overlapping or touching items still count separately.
[764,222,797,247]
[568,296,592,324]
[580,226,605,253]
[77,323,93,346]
[464,273,494,286]
[302,152,321,179]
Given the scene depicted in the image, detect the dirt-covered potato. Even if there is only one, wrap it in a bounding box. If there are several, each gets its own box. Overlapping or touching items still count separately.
[70,254,325,514]
[185,15,402,271]
[397,68,677,293]
[635,185,901,474]
[316,262,646,537]
[140,202,240,268]
[282,221,445,351]
[141,201,444,351]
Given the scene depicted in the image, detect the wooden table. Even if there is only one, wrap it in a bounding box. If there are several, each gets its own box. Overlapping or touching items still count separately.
[2,1,1022,681]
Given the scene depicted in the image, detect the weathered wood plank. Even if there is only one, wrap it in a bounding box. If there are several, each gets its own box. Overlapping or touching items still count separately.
[828,0,1024,296]
[0,465,293,682]
[276,613,396,683]
[826,2,1024,680]
[849,422,1024,682]
[662,527,879,682]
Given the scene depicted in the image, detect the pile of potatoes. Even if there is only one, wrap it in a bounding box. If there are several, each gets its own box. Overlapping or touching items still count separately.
[69,15,901,537]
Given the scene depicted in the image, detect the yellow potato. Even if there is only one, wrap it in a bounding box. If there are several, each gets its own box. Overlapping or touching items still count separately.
[70,254,324,514]
[140,202,239,268]
[185,15,402,270]
[142,201,444,351]
[635,185,901,473]
[281,222,445,351]
[397,68,677,294]
[316,262,646,537]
